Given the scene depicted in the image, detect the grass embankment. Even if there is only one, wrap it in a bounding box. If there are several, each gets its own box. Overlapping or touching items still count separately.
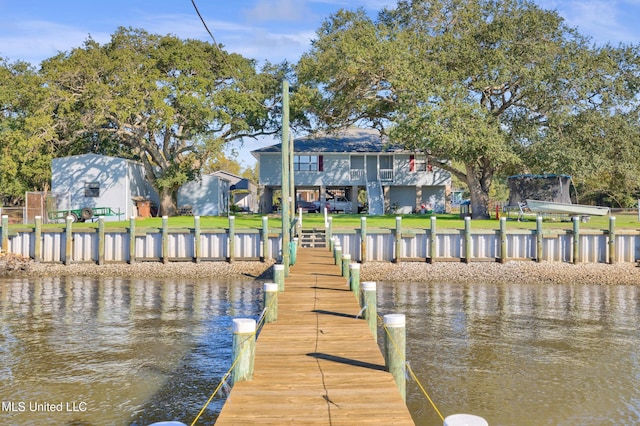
[28,212,640,232]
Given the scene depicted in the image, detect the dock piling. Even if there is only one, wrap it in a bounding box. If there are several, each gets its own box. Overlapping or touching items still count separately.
[349,263,360,297]
[384,313,406,402]
[263,283,278,323]
[361,281,377,342]
[231,318,256,386]
[274,264,285,292]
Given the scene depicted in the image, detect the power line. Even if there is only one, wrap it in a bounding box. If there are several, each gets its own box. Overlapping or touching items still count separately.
[189,0,275,112]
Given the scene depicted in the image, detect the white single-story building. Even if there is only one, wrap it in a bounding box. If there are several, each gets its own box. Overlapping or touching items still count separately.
[51,153,159,222]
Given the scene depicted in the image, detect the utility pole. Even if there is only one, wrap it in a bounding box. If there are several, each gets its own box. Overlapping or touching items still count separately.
[281,80,290,275]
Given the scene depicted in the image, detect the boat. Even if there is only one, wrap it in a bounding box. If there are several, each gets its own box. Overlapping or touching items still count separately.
[526,199,610,216]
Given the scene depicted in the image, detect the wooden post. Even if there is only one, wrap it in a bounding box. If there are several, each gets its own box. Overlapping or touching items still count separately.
[464,216,471,263]
[274,264,285,292]
[228,215,235,263]
[349,263,360,297]
[1,215,8,253]
[609,216,616,264]
[194,216,201,263]
[129,216,136,264]
[499,217,507,263]
[262,216,269,261]
[34,216,42,263]
[329,235,335,253]
[360,216,367,263]
[291,237,298,265]
[65,215,73,265]
[326,217,333,252]
[342,253,351,279]
[361,281,377,342]
[429,216,437,263]
[536,215,543,262]
[384,314,406,402]
[395,216,402,263]
[162,215,169,264]
[443,414,488,426]
[263,283,278,323]
[281,80,291,276]
[98,217,105,265]
[572,216,580,264]
[334,244,342,267]
[231,318,256,385]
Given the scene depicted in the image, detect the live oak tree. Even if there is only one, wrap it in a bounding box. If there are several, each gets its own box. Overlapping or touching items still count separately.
[42,27,284,215]
[0,60,55,205]
[297,0,640,218]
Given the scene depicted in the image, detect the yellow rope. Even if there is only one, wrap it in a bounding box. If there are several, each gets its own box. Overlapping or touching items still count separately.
[191,293,278,425]
[377,310,445,422]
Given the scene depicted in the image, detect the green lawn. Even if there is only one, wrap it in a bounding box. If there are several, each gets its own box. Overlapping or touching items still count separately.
[28,211,640,232]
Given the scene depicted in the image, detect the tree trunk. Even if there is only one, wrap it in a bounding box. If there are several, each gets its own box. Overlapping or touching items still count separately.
[159,187,177,217]
[465,164,491,219]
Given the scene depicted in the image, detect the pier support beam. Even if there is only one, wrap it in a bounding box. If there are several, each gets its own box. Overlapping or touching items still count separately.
[231,318,256,385]
[361,281,377,342]
[274,264,285,292]
[349,263,360,298]
[384,314,406,402]
[429,216,437,263]
[263,283,278,323]
[536,216,543,262]
[342,253,351,280]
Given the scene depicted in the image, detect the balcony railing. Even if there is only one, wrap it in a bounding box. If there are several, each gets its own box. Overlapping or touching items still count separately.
[350,169,365,181]
[379,169,394,182]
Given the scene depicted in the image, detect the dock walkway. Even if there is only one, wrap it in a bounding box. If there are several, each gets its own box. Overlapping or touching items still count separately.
[216,247,414,425]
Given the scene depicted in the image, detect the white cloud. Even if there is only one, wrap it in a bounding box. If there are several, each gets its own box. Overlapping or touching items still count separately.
[0,20,110,65]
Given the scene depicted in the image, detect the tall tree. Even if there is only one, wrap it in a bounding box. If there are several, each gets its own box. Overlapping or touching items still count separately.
[42,27,285,215]
[0,60,55,205]
[297,0,640,218]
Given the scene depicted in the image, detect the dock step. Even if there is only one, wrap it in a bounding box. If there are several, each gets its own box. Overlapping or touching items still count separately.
[299,229,326,248]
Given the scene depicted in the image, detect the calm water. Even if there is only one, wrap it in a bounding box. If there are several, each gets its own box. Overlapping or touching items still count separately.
[1,278,639,425]
[377,281,640,426]
[0,276,262,425]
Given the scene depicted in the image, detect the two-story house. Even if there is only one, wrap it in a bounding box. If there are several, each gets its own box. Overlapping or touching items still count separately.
[252,127,451,215]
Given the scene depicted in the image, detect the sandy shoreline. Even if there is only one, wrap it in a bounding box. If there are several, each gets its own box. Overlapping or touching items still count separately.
[2,252,639,285]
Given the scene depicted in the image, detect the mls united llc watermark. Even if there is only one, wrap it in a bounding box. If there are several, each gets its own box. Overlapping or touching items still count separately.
[2,401,88,413]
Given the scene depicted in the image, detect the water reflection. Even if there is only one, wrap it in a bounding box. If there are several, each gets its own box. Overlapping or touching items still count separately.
[378,282,640,426]
[0,276,262,425]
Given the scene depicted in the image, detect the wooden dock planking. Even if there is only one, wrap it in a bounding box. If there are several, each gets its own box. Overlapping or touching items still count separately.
[215,247,414,425]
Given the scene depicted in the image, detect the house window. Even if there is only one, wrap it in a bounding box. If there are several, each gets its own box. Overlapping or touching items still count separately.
[84,182,100,197]
[294,155,321,171]
[410,154,430,172]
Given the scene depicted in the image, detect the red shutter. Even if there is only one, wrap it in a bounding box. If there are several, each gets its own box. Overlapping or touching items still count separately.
[318,155,323,172]
[409,155,415,172]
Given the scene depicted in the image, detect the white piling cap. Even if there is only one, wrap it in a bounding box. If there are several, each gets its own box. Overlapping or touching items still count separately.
[361,281,376,291]
[232,318,256,334]
[343,254,351,259]
[148,422,188,426]
[264,283,278,292]
[384,314,405,327]
[349,263,360,270]
[443,414,489,426]
[274,264,285,271]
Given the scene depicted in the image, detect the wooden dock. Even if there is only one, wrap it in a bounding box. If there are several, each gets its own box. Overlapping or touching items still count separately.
[216,247,414,425]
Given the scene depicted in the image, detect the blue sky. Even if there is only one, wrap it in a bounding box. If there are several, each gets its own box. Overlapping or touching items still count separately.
[1,0,639,168]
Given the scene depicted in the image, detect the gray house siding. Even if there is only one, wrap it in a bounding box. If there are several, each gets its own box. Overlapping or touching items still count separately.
[177,175,229,216]
[51,154,158,221]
